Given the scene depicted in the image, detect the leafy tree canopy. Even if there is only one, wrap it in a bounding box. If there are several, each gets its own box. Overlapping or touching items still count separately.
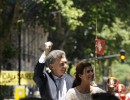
[112,62,130,85]
[33,0,84,30]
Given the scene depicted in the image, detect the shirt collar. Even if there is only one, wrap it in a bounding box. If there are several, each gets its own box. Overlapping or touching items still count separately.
[52,73,66,80]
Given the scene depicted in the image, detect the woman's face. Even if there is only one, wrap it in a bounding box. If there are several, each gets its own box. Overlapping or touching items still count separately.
[80,66,94,84]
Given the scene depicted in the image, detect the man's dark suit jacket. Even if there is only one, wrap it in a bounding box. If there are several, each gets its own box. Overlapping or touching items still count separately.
[33,62,74,100]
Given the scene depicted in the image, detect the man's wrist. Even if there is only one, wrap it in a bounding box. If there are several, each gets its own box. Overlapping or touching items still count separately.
[44,49,50,56]
[39,52,46,63]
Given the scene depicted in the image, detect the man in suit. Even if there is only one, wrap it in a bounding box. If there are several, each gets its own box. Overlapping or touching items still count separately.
[33,41,74,100]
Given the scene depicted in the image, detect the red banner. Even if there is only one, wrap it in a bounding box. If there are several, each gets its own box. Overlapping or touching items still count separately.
[96,39,105,55]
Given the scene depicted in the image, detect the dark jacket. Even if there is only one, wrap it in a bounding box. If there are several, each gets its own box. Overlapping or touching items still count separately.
[33,62,74,100]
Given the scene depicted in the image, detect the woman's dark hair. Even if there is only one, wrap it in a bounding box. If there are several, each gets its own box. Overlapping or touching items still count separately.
[72,61,91,87]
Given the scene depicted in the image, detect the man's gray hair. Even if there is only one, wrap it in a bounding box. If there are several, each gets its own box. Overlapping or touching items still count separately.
[45,50,66,67]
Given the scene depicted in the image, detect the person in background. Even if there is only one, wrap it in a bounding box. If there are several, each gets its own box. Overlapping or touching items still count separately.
[91,92,119,100]
[106,77,120,98]
[116,84,126,100]
[125,86,130,100]
[33,41,74,100]
[65,60,105,100]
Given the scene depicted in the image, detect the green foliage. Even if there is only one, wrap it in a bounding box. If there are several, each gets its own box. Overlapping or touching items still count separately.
[2,44,17,60]
[95,62,104,83]
[34,0,84,30]
[56,0,84,30]
[101,18,130,44]
[1,1,130,85]
[0,0,21,65]
[112,62,130,84]
[100,18,130,57]
[69,64,76,77]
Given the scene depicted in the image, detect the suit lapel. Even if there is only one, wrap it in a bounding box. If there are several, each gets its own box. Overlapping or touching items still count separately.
[64,74,70,90]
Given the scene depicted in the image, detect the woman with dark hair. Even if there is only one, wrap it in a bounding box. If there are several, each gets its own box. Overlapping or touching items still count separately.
[65,61,105,100]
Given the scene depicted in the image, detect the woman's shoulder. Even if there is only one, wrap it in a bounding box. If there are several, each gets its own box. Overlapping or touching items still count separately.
[67,88,75,92]
[92,86,106,93]
[67,87,79,95]
[65,88,78,100]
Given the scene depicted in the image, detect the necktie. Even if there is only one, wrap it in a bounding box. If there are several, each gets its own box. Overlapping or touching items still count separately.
[56,78,63,90]
[56,77,67,100]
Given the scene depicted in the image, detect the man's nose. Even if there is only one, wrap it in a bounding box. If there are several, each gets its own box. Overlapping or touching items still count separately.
[63,63,68,68]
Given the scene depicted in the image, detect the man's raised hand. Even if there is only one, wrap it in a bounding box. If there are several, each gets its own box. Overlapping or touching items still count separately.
[44,41,53,56]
